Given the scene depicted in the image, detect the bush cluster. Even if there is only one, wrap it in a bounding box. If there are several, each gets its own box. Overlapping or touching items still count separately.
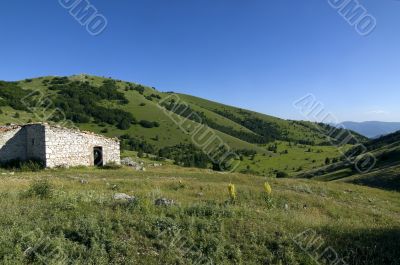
[0,159,44,172]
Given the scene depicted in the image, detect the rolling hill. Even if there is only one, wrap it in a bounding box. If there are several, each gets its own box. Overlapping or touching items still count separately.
[1,75,399,264]
[295,131,400,191]
[0,74,367,174]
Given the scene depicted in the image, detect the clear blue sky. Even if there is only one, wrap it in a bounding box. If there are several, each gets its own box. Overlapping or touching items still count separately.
[1,0,399,122]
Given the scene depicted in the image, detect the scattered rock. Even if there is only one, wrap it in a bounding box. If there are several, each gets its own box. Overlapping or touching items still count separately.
[23,247,34,256]
[121,157,146,171]
[80,179,88,184]
[113,193,137,202]
[56,164,70,169]
[155,198,175,207]
[121,157,136,166]
[1,172,15,175]
[284,203,289,211]
[303,204,308,209]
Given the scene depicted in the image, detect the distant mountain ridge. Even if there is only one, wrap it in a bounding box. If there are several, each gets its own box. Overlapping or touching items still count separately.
[340,121,400,138]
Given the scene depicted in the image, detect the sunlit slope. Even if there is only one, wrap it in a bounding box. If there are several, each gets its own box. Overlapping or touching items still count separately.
[1,75,365,154]
[296,131,400,191]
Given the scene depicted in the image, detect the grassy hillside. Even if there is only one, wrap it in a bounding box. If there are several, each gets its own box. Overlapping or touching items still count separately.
[236,141,351,176]
[0,165,398,264]
[1,75,399,264]
[0,75,366,174]
[177,94,367,145]
[295,131,400,191]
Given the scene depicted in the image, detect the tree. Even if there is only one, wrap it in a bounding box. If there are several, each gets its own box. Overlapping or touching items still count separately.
[325,157,331,165]
[117,118,131,130]
[276,171,288,178]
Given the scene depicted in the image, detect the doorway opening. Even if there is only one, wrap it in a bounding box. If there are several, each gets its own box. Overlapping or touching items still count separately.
[94,146,103,166]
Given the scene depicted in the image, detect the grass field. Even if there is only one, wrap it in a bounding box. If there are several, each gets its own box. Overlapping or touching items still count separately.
[0,165,399,264]
[237,141,348,176]
[2,75,399,264]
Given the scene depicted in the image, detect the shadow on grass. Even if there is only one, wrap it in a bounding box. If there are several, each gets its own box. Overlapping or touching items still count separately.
[323,227,400,265]
[350,174,400,191]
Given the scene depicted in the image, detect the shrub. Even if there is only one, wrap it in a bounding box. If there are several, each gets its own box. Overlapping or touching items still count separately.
[119,134,156,154]
[27,180,53,199]
[159,144,210,169]
[0,159,44,172]
[139,120,159,128]
[0,81,35,111]
[276,171,288,178]
[49,80,136,129]
[20,160,45,172]
[325,157,331,165]
[185,203,233,218]
[117,118,131,130]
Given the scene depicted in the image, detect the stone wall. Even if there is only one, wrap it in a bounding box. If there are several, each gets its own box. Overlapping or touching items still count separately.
[0,124,120,168]
[0,126,27,163]
[44,125,120,168]
[26,124,46,162]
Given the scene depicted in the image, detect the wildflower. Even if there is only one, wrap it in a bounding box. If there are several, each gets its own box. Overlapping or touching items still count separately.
[263,182,274,208]
[228,183,236,201]
[264,182,272,196]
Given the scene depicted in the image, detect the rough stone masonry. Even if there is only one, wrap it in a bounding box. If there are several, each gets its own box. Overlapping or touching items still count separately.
[0,123,120,168]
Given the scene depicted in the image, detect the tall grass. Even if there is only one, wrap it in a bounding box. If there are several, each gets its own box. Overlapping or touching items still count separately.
[0,166,398,264]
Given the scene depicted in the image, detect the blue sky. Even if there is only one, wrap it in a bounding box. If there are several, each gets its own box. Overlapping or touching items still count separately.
[0,0,399,122]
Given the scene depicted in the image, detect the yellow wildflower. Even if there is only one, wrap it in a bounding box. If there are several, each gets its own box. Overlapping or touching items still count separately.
[264,182,272,196]
[228,183,236,201]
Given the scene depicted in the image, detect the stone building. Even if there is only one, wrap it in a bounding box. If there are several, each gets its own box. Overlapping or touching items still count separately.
[0,123,120,168]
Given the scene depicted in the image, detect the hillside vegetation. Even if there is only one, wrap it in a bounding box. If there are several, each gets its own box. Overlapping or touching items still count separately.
[295,131,400,191]
[0,75,366,175]
[1,75,399,264]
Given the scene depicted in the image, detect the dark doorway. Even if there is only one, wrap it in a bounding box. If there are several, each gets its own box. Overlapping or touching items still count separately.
[93,146,103,166]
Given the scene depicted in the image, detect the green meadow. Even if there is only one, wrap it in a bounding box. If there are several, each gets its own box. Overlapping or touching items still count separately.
[1,75,400,264]
[0,165,399,264]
